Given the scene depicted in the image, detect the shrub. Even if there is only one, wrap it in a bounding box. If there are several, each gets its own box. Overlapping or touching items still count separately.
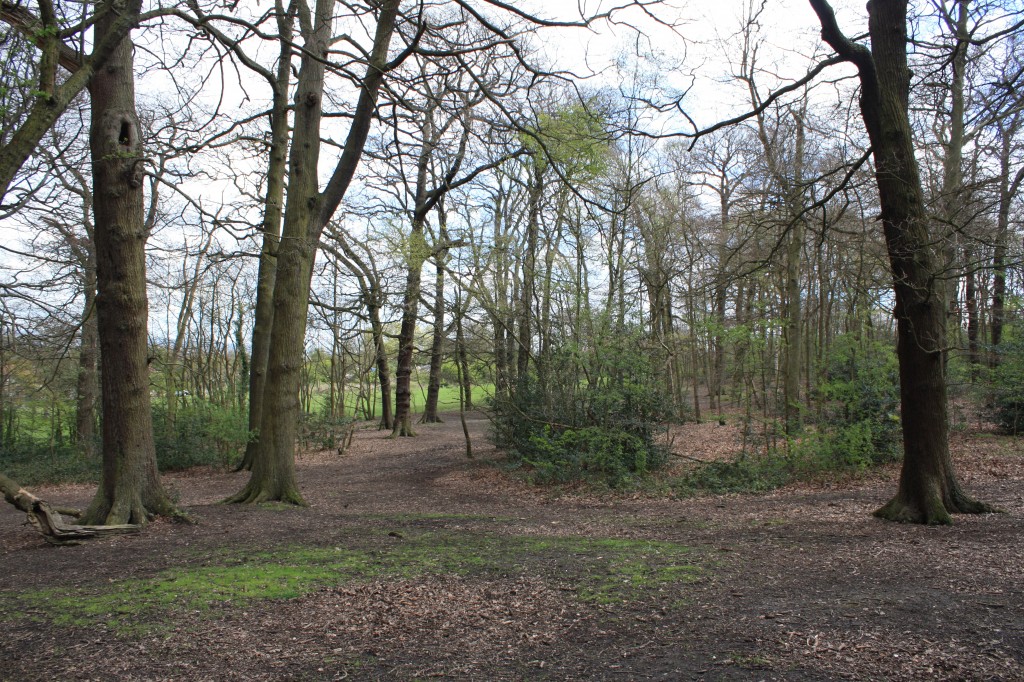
[492,332,670,488]
[671,453,792,495]
[153,402,251,470]
[0,440,98,486]
[989,327,1024,434]
[298,411,356,452]
[814,333,902,467]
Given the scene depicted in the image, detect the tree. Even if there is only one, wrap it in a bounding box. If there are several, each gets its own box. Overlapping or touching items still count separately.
[227,0,402,504]
[809,0,995,523]
[78,5,177,524]
[326,225,395,429]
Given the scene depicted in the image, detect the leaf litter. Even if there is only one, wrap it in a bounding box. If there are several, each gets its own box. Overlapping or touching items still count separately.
[0,413,1022,680]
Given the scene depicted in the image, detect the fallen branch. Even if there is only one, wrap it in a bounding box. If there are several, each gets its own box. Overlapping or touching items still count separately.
[1,472,140,545]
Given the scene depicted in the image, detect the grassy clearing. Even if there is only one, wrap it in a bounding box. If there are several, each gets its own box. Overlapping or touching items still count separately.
[308,382,494,419]
[0,517,700,635]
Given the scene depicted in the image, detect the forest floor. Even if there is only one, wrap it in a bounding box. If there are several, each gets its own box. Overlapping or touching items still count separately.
[1,413,1022,681]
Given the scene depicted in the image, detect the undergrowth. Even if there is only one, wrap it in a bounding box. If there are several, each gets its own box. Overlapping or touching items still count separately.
[0,403,250,486]
[492,330,673,488]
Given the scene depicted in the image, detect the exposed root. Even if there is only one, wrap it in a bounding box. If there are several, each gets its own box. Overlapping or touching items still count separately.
[948,489,1001,515]
[874,487,1001,525]
[874,496,952,525]
[223,481,308,506]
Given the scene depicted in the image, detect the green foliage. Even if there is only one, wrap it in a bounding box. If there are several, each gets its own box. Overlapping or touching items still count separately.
[989,325,1024,434]
[0,440,98,486]
[153,402,251,470]
[666,335,902,497]
[1,403,250,485]
[814,333,902,468]
[521,99,610,181]
[671,454,793,496]
[492,332,670,487]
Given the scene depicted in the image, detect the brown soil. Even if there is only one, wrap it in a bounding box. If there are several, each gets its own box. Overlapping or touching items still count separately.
[1,414,1022,681]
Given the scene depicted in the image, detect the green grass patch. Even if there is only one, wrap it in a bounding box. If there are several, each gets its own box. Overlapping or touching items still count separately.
[306,382,494,421]
[0,527,700,635]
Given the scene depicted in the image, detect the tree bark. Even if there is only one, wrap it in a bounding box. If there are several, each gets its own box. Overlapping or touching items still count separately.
[79,10,177,525]
[0,0,144,202]
[240,0,293,471]
[939,0,969,368]
[75,259,99,458]
[810,0,994,524]
[228,0,400,503]
[391,222,426,437]
[516,166,543,383]
[420,247,447,424]
[990,115,1024,363]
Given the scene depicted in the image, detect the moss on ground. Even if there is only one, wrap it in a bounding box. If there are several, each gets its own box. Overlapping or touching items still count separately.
[0,522,701,635]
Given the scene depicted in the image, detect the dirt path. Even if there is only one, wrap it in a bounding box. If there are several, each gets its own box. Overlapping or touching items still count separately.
[1,415,1022,680]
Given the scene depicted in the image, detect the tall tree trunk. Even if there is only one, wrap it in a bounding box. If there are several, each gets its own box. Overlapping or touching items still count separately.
[369,302,393,430]
[79,10,176,525]
[940,0,969,367]
[990,115,1024,364]
[517,167,543,383]
[228,0,399,503]
[491,185,511,401]
[783,214,804,436]
[456,296,473,411]
[239,0,293,471]
[810,0,994,524]
[965,249,979,372]
[391,222,426,437]
[420,247,447,424]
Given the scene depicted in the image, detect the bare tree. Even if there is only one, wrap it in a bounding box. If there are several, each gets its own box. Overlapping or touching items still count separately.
[226,0,403,504]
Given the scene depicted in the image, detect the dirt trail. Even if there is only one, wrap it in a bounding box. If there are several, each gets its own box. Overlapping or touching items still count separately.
[1,415,1022,680]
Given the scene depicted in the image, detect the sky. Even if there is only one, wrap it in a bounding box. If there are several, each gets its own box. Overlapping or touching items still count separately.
[0,0,872,338]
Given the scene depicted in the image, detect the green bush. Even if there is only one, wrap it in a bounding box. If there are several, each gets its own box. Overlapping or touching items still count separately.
[0,440,99,486]
[298,411,356,451]
[492,332,670,488]
[989,325,1024,434]
[153,402,251,471]
[814,333,902,467]
[671,454,792,495]
[0,402,249,486]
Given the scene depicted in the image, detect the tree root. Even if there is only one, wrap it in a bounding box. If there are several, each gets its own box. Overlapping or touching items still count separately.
[874,488,1001,525]
[223,481,307,506]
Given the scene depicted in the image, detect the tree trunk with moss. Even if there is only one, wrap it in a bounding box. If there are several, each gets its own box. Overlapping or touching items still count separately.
[810,0,993,524]
[238,0,293,472]
[75,260,99,458]
[226,0,334,505]
[79,12,176,525]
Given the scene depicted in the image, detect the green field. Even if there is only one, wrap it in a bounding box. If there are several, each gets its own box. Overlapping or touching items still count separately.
[307,381,494,420]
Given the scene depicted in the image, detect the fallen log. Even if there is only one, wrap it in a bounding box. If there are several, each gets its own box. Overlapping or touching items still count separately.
[1,472,140,545]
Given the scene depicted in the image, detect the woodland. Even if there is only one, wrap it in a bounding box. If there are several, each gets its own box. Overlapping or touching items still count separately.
[1,0,1024,678]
